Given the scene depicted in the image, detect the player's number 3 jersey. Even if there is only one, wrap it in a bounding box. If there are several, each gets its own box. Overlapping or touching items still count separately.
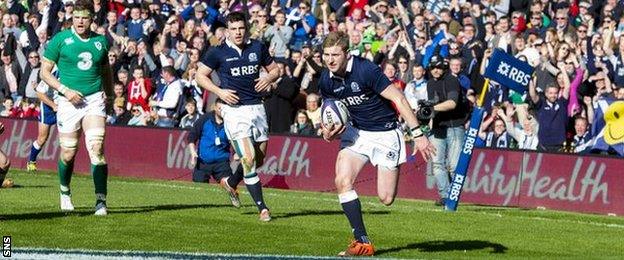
[43,29,109,96]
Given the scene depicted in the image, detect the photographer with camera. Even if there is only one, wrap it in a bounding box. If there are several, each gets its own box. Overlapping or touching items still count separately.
[425,55,469,207]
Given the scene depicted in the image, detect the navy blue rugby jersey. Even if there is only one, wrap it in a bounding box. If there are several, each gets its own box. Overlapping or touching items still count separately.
[319,56,399,131]
[201,39,273,105]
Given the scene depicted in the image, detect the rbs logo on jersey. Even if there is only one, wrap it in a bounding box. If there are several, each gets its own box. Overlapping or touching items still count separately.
[341,94,369,106]
[230,65,259,76]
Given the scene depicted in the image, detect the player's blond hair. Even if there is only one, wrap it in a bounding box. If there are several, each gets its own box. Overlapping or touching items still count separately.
[322,31,349,53]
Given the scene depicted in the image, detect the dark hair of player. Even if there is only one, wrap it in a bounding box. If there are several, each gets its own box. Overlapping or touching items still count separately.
[322,31,349,53]
[226,12,247,28]
[73,0,95,16]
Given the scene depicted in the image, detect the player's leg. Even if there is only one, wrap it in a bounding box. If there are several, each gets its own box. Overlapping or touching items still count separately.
[225,160,244,189]
[376,165,400,206]
[231,137,271,220]
[429,129,449,205]
[82,115,108,215]
[28,122,52,171]
[335,149,372,256]
[0,150,13,188]
[58,129,80,211]
[373,128,407,206]
[254,141,267,167]
[213,161,241,208]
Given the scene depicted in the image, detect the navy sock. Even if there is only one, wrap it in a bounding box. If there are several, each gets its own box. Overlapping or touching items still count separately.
[245,181,268,211]
[227,164,244,189]
[29,142,41,162]
[341,198,369,243]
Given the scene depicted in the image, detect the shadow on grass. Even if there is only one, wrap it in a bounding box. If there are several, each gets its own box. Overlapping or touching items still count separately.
[0,203,237,221]
[9,184,52,189]
[376,240,508,255]
[241,209,390,219]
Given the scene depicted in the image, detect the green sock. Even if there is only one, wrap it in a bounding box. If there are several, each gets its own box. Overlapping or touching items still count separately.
[58,159,74,195]
[92,164,108,204]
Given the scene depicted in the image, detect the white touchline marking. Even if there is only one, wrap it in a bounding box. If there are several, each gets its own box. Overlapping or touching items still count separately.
[12,247,365,260]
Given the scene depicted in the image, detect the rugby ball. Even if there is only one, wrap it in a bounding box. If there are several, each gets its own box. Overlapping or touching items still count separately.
[321,99,349,128]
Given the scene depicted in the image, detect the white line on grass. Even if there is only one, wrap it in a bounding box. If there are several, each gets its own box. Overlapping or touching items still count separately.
[12,247,384,260]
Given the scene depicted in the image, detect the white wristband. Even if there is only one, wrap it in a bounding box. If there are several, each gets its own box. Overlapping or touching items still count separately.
[58,85,68,95]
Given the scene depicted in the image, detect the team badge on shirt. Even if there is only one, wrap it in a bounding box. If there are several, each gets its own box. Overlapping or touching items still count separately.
[351,82,361,92]
[95,42,102,51]
[64,38,74,45]
[248,53,257,62]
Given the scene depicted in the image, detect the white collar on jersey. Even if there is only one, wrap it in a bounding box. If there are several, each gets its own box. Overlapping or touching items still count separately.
[71,27,90,42]
[329,56,354,79]
[225,38,252,56]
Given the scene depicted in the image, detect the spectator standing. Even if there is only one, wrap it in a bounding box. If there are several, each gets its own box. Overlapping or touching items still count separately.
[127,67,153,112]
[264,11,293,58]
[404,65,427,110]
[124,5,146,41]
[0,50,22,101]
[529,80,571,152]
[287,1,316,51]
[20,51,41,102]
[150,66,183,128]
[426,56,467,206]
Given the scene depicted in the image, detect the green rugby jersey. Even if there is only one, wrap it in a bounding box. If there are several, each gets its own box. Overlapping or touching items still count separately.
[43,28,109,96]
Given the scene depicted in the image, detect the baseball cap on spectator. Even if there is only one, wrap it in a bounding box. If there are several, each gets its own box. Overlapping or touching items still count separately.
[428,55,447,70]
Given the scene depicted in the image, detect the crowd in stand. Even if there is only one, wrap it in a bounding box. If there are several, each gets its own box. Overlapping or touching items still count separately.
[0,0,623,156]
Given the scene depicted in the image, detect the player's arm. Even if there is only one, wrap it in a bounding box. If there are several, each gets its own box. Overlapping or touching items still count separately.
[195,63,239,105]
[255,61,281,92]
[187,115,208,165]
[35,82,57,110]
[380,85,435,161]
[40,59,84,104]
[380,85,421,132]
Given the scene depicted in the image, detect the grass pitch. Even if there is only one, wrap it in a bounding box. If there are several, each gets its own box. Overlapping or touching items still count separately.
[1,170,624,259]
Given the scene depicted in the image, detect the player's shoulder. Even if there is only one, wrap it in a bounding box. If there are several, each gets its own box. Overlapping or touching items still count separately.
[351,56,376,70]
[207,43,228,54]
[90,31,108,43]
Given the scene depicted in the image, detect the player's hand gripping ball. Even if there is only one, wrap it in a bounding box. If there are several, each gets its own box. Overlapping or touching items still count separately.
[321,99,349,128]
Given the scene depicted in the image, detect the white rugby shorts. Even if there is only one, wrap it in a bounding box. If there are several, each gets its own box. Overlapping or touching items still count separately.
[220,103,269,142]
[340,124,406,168]
[56,91,106,133]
